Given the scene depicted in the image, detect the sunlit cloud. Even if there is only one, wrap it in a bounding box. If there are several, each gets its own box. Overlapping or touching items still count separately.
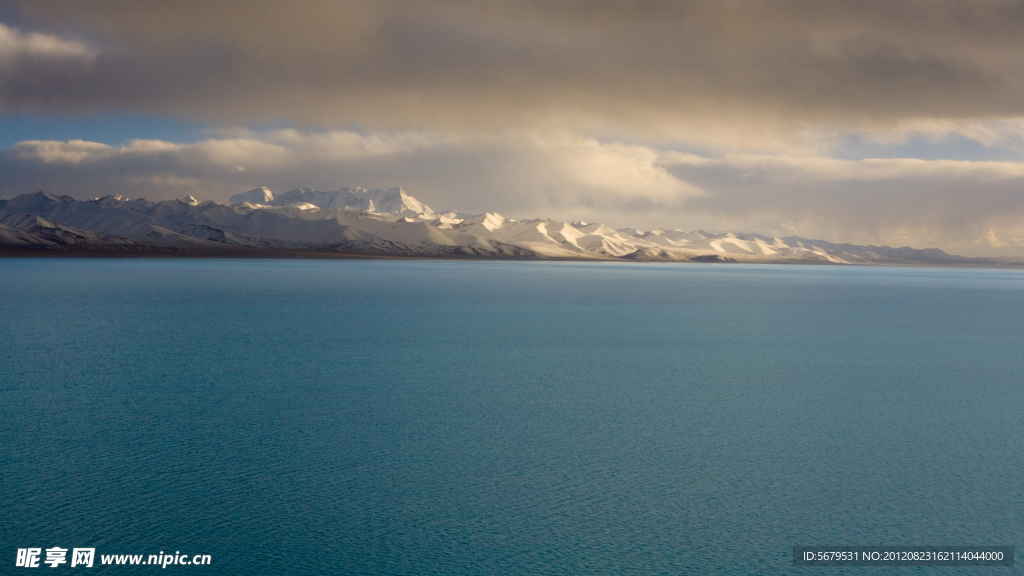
[0,20,94,62]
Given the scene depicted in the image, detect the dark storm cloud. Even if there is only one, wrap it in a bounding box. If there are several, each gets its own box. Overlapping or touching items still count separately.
[5,1,1024,133]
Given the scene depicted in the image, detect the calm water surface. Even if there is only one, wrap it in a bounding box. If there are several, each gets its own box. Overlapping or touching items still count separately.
[2,259,1022,575]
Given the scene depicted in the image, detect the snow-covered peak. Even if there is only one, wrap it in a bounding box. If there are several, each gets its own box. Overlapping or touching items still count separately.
[230,187,274,206]
[93,195,126,206]
[663,230,707,242]
[340,199,375,212]
[574,222,618,236]
[616,228,646,237]
[437,210,476,220]
[2,191,74,210]
[258,186,433,215]
[457,213,506,232]
[375,187,431,215]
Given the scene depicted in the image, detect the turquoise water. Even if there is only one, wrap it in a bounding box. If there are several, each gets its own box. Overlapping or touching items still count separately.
[2,259,1022,575]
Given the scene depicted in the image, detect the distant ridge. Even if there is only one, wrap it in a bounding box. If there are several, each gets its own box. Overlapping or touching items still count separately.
[1,188,1019,266]
[230,186,432,215]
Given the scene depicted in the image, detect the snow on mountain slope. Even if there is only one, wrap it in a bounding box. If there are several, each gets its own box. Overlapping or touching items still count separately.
[455,212,507,234]
[235,186,434,215]
[1,188,996,264]
[1,209,149,248]
[230,187,274,205]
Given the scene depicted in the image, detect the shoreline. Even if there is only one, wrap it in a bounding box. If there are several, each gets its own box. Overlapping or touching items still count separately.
[3,246,1023,269]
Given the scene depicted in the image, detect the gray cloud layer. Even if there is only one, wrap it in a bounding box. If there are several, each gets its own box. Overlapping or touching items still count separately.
[6,1,1024,137]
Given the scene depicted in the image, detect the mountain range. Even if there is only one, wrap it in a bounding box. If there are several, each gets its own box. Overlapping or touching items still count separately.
[1,187,1017,266]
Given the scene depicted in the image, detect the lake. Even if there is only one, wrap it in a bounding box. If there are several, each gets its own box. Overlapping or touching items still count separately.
[2,259,1022,574]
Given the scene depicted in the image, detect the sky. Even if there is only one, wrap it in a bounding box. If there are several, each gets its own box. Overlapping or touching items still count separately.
[3,1,1024,256]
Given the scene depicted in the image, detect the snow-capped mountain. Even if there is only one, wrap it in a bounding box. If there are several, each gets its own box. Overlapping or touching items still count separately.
[229,186,433,215]
[0,188,1012,266]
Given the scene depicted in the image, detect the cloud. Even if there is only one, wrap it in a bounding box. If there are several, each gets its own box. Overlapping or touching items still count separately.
[0,130,697,221]
[5,3,1024,257]
[5,1,1024,143]
[0,20,93,61]
[661,153,1024,255]
[4,129,1024,256]
[0,20,96,109]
